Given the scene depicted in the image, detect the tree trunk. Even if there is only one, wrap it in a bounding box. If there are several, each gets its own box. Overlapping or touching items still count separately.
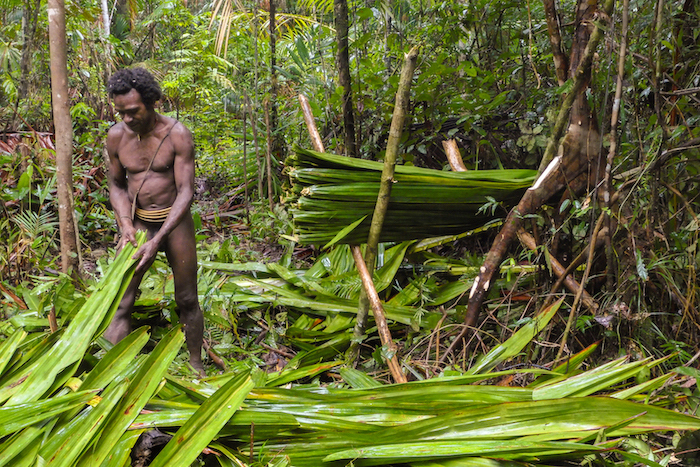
[334,0,357,157]
[19,0,41,99]
[443,0,614,363]
[100,0,110,36]
[253,4,263,199]
[268,0,284,181]
[542,0,569,86]
[48,0,79,274]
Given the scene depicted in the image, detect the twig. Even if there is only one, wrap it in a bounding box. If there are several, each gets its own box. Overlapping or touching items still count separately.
[517,229,599,314]
[260,342,296,360]
[554,213,606,364]
[203,339,227,371]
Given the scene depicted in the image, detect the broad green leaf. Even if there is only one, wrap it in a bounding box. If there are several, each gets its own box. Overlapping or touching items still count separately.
[0,329,26,377]
[322,215,368,249]
[6,233,145,405]
[41,380,129,467]
[0,390,96,437]
[340,367,383,389]
[528,342,598,388]
[323,440,602,463]
[467,299,563,375]
[97,429,144,467]
[77,326,185,466]
[149,371,254,467]
[532,358,650,400]
[0,421,53,466]
[80,326,150,391]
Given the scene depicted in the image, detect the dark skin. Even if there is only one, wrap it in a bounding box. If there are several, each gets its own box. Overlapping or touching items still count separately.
[105,88,204,376]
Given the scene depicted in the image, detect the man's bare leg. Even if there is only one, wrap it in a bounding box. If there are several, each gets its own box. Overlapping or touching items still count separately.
[165,214,205,376]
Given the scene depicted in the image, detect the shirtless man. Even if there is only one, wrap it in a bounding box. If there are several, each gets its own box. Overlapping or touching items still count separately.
[104,67,204,375]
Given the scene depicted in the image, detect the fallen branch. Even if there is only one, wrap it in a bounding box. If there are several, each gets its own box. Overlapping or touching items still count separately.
[351,245,407,384]
[203,339,227,371]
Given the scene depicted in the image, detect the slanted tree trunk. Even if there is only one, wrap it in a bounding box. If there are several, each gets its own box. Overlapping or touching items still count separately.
[334,0,357,157]
[48,0,79,274]
[443,0,614,362]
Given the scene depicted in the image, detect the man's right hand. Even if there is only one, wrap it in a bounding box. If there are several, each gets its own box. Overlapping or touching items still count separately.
[117,224,139,252]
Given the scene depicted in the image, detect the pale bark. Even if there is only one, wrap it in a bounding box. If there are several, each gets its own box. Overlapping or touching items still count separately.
[298,94,325,152]
[100,0,110,36]
[442,139,467,172]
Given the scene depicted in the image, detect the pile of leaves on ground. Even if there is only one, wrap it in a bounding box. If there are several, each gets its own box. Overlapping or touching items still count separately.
[1,237,699,467]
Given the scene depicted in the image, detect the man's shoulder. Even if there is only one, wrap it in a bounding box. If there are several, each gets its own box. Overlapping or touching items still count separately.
[106,122,129,153]
[165,118,193,148]
[166,117,192,138]
[107,122,128,139]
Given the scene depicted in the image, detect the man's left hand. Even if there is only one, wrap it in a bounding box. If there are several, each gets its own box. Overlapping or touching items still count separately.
[133,237,161,272]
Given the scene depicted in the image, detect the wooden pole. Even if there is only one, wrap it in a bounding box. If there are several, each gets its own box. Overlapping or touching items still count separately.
[351,245,407,383]
[442,139,467,172]
[298,94,325,152]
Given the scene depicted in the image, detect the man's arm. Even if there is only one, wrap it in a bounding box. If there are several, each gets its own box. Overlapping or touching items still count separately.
[106,124,138,249]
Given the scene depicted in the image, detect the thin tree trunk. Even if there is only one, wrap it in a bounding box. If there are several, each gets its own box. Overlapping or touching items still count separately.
[19,0,40,99]
[243,99,249,223]
[264,101,273,210]
[334,0,357,157]
[268,0,284,181]
[347,47,419,365]
[605,0,629,289]
[541,0,568,86]
[253,4,263,199]
[100,0,110,36]
[48,0,79,275]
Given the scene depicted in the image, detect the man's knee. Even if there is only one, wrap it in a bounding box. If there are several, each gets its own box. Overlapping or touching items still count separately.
[174,290,200,313]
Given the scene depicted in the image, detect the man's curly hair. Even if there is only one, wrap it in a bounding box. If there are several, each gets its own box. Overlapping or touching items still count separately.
[107,67,162,108]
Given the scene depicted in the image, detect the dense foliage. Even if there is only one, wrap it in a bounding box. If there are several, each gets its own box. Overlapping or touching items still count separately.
[1,0,700,464]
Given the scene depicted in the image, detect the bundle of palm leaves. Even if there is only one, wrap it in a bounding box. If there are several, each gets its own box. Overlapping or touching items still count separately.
[285,146,538,245]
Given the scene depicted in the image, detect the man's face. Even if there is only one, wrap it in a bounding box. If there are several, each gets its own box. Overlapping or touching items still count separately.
[113,88,153,135]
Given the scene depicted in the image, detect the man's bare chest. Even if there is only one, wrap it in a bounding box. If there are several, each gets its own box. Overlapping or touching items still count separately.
[119,137,175,174]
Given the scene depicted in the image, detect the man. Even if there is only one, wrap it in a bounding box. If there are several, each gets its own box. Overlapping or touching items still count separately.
[105,67,204,375]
